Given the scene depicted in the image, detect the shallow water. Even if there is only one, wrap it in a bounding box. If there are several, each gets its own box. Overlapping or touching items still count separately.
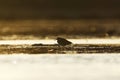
[0,54,120,80]
[0,39,120,45]
[0,39,120,54]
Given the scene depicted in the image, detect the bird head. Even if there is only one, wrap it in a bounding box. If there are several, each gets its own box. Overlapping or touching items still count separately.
[56,37,61,40]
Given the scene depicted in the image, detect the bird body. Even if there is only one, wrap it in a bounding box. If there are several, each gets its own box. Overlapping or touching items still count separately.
[56,37,72,46]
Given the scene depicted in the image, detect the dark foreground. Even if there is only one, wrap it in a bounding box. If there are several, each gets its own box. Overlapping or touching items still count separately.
[0,44,120,54]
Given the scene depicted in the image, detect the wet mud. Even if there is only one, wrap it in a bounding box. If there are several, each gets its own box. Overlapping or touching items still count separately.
[0,44,120,54]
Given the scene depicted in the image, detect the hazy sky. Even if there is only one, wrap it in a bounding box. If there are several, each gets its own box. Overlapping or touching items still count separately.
[0,0,120,19]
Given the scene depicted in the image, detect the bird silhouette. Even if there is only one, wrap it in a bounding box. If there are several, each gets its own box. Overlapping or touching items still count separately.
[56,37,72,46]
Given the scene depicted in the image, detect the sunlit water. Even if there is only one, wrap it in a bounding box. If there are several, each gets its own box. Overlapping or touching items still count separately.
[0,39,120,45]
[0,54,120,80]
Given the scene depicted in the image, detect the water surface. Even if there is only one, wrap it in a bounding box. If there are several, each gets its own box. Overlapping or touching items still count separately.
[0,54,120,80]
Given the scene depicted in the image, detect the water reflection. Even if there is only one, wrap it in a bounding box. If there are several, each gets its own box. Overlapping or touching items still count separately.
[0,54,120,64]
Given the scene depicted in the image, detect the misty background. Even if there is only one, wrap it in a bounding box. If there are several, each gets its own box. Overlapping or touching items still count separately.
[0,0,120,39]
[0,0,120,19]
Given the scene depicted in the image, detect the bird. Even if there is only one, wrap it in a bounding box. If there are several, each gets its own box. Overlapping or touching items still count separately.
[56,37,72,46]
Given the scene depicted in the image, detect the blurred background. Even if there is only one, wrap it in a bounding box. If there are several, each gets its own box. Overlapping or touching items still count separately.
[0,0,120,39]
